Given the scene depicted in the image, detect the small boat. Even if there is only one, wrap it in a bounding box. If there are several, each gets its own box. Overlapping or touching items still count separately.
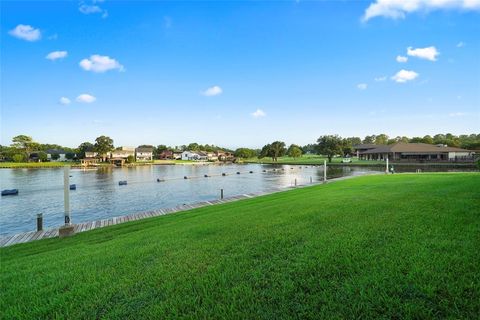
[69,184,76,190]
[119,181,127,185]
[1,189,19,196]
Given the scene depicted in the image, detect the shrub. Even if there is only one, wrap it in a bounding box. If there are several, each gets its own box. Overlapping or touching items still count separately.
[12,154,26,163]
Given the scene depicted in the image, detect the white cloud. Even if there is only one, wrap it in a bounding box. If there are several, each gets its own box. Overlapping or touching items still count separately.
[391,69,419,83]
[357,83,368,90]
[46,51,68,61]
[76,94,96,103]
[374,76,387,81]
[59,97,71,105]
[407,46,439,61]
[9,24,41,41]
[201,86,223,96]
[362,0,480,22]
[79,55,124,73]
[396,55,408,63]
[456,41,465,47]
[251,109,266,118]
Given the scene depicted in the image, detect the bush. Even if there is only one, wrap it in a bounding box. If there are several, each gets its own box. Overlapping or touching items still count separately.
[12,154,26,163]
[127,155,135,163]
[38,152,48,162]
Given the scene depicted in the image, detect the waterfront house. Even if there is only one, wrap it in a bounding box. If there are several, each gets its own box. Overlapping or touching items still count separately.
[355,142,474,162]
[84,151,98,158]
[158,150,174,160]
[181,151,200,161]
[217,151,235,162]
[46,149,67,161]
[135,147,153,161]
[173,151,183,160]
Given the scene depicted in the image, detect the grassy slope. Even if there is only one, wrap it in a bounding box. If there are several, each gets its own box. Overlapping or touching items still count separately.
[0,162,77,168]
[1,173,479,319]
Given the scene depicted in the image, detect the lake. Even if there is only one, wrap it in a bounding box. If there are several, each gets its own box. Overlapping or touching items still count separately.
[0,163,471,236]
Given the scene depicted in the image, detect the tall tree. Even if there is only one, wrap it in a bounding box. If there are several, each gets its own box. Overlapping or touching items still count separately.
[11,135,36,158]
[78,142,94,158]
[317,135,343,162]
[375,134,389,145]
[270,141,286,162]
[94,136,114,161]
[362,135,376,144]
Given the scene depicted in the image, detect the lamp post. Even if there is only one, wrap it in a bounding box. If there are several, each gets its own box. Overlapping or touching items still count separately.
[323,160,327,184]
[386,156,389,174]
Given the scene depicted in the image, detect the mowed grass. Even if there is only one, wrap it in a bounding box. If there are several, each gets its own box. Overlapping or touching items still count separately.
[0,161,78,168]
[1,173,479,319]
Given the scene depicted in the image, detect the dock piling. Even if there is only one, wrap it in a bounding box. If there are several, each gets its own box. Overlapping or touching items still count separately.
[36,213,43,231]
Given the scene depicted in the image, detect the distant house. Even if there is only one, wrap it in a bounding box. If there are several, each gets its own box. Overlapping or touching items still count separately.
[110,148,135,159]
[355,142,475,162]
[173,151,183,160]
[158,150,174,160]
[207,152,218,161]
[352,144,377,158]
[181,151,199,161]
[84,151,98,158]
[135,147,153,161]
[47,149,67,161]
[217,151,235,162]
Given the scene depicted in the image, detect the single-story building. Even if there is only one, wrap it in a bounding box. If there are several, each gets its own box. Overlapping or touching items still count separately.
[181,151,208,161]
[173,151,183,160]
[356,142,475,162]
[135,147,153,161]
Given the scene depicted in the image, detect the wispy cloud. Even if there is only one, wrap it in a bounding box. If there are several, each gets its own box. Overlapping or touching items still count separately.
[59,97,71,105]
[374,76,387,82]
[456,41,465,48]
[357,83,368,90]
[9,24,41,41]
[391,69,419,83]
[164,16,173,29]
[362,0,480,22]
[407,46,439,61]
[396,55,408,63]
[76,94,96,103]
[46,51,68,61]
[201,86,223,97]
[79,1,108,18]
[251,109,266,118]
[79,55,124,73]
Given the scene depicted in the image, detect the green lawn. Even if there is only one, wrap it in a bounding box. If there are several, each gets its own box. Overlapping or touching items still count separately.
[1,173,479,319]
[0,161,78,168]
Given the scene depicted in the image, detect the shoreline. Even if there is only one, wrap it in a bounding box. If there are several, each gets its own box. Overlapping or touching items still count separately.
[0,173,374,247]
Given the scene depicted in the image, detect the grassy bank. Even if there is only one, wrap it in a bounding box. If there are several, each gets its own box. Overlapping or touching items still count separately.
[0,161,79,168]
[244,155,477,167]
[1,173,479,318]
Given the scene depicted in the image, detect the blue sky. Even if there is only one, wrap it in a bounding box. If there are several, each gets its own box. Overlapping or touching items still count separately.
[1,0,479,149]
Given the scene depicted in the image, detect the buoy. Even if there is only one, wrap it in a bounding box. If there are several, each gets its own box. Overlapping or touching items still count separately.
[262,170,266,172]
[69,184,76,190]
[1,189,18,196]
[157,178,165,182]
[236,172,240,174]
[204,174,209,178]
[222,173,226,176]
[119,181,127,186]
[184,176,188,179]
[249,171,253,173]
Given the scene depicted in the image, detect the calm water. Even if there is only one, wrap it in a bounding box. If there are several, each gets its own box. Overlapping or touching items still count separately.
[0,163,470,236]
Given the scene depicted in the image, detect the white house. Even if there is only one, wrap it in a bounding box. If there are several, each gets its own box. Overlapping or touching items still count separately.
[181,151,208,161]
[135,147,154,161]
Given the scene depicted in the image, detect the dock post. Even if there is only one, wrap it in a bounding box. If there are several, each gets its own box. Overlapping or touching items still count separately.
[323,160,327,184]
[59,166,74,238]
[36,213,43,231]
[221,189,224,199]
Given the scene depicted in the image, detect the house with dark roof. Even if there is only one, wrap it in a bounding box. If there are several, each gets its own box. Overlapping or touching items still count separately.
[356,143,474,162]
